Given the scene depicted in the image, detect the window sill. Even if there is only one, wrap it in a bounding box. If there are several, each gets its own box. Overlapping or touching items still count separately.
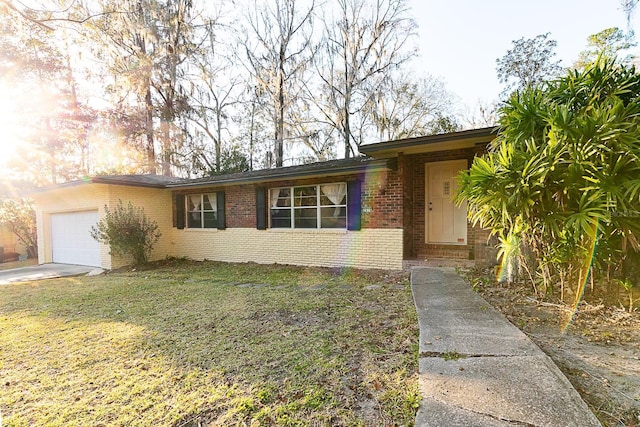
[268,228,348,234]
[182,228,220,232]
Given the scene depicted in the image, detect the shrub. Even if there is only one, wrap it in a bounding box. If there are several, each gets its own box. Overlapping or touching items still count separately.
[0,198,38,259]
[90,201,161,266]
[457,58,640,301]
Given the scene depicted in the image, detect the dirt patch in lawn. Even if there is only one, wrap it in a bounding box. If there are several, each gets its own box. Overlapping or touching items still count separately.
[464,267,640,427]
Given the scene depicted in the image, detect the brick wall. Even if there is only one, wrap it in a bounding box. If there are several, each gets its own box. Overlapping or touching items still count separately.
[107,186,174,268]
[169,227,403,270]
[168,170,404,269]
[406,144,495,263]
[175,170,403,231]
[361,168,403,229]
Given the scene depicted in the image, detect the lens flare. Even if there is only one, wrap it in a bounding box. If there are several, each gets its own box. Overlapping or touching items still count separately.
[561,219,599,334]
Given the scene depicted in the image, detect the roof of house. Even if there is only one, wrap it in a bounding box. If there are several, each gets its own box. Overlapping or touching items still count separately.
[360,127,497,157]
[31,127,495,194]
[92,174,187,188]
[166,156,393,189]
[30,156,394,193]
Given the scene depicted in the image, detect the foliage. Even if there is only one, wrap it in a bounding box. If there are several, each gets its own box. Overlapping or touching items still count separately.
[496,33,563,98]
[457,58,640,300]
[574,27,636,69]
[243,0,316,168]
[2,0,445,182]
[0,2,95,185]
[0,198,37,259]
[90,200,160,265]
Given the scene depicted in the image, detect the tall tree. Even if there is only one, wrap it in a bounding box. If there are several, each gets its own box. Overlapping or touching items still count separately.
[90,0,197,176]
[243,0,316,167]
[188,18,245,174]
[496,33,563,97]
[462,99,499,129]
[0,1,94,185]
[621,0,638,30]
[365,73,460,140]
[574,27,636,68]
[317,0,416,157]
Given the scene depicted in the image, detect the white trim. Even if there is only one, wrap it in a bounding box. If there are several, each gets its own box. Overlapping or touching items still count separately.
[269,183,347,230]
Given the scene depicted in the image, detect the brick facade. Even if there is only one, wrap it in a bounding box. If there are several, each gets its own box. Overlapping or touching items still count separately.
[168,172,405,269]
[401,143,496,264]
[33,136,498,270]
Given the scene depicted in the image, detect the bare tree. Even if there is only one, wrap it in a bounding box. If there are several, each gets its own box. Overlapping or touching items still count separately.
[188,19,245,174]
[317,0,416,158]
[496,33,563,97]
[365,73,460,140]
[461,99,499,129]
[243,0,316,167]
[621,0,638,31]
[89,0,197,176]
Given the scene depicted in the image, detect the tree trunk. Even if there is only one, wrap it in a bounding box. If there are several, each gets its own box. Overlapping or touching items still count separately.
[144,85,156,174]
[276,58,285,167]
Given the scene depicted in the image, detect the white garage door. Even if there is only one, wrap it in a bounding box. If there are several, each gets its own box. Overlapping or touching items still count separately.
[51,210,101,267]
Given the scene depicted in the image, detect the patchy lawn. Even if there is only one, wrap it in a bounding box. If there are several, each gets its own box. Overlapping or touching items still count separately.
[0,260,419,426]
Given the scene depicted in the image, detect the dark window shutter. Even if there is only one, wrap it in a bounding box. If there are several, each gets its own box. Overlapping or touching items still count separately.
[347,180,362,231]
[175,193,185,229]
[256,187,267,230]
[217,191,226,230]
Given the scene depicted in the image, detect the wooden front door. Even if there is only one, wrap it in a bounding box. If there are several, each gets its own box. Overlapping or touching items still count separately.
[426,160,468,244]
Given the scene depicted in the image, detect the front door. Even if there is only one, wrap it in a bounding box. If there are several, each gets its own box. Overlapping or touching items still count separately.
[426,160,467,244]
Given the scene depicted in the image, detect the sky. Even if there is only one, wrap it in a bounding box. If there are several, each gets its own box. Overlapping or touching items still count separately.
[408,0,639,110]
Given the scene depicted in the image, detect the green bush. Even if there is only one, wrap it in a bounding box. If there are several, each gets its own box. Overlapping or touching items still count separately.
[457,58,640,301]
[90,201,161,266]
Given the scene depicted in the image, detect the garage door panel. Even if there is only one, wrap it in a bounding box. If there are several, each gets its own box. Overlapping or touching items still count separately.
[51,211,101,267]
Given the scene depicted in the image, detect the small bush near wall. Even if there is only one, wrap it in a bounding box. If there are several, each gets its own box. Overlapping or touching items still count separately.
[91,201,161,266]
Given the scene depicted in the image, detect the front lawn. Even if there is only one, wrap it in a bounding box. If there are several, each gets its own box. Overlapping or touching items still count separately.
[0,260,419,426]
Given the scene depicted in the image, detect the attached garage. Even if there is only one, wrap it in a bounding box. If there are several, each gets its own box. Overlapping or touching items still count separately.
[50,210,101,267]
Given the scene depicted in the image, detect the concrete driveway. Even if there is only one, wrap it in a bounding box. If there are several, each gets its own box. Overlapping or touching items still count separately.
[0,264,101,285]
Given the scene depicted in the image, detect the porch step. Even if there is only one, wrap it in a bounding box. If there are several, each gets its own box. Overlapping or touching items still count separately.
[403,259,475,269]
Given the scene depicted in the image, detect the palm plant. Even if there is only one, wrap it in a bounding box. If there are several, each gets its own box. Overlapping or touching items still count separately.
[457,58,640,302]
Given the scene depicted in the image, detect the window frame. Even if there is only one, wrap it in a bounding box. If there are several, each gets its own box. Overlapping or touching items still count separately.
[269,183,348,229]
[185,193,218,229]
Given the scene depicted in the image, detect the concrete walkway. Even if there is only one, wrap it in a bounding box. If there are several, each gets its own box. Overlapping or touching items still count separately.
[411,267,601,427]
[0,264,100,285]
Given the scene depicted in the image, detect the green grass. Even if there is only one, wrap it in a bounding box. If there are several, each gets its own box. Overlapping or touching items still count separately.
[0,259,419,426]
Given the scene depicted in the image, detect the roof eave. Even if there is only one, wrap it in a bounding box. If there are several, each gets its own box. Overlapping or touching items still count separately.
[360,127,497,157]
[90,177,171,189]
[166,158,395,190]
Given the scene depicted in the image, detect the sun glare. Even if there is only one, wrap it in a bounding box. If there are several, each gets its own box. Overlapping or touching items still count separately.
[0,81,22,172]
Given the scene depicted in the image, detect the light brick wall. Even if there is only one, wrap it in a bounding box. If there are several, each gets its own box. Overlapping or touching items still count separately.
[33,184,172,269]
[34,180,405,270]
[106,186,173,269]
[168,227,404,270]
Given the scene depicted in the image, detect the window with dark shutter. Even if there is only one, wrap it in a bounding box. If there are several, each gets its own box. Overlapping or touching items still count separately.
[217,191,226,230]
[256,187,267,230]
[347,180,362,231]
[176,194,185,229]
